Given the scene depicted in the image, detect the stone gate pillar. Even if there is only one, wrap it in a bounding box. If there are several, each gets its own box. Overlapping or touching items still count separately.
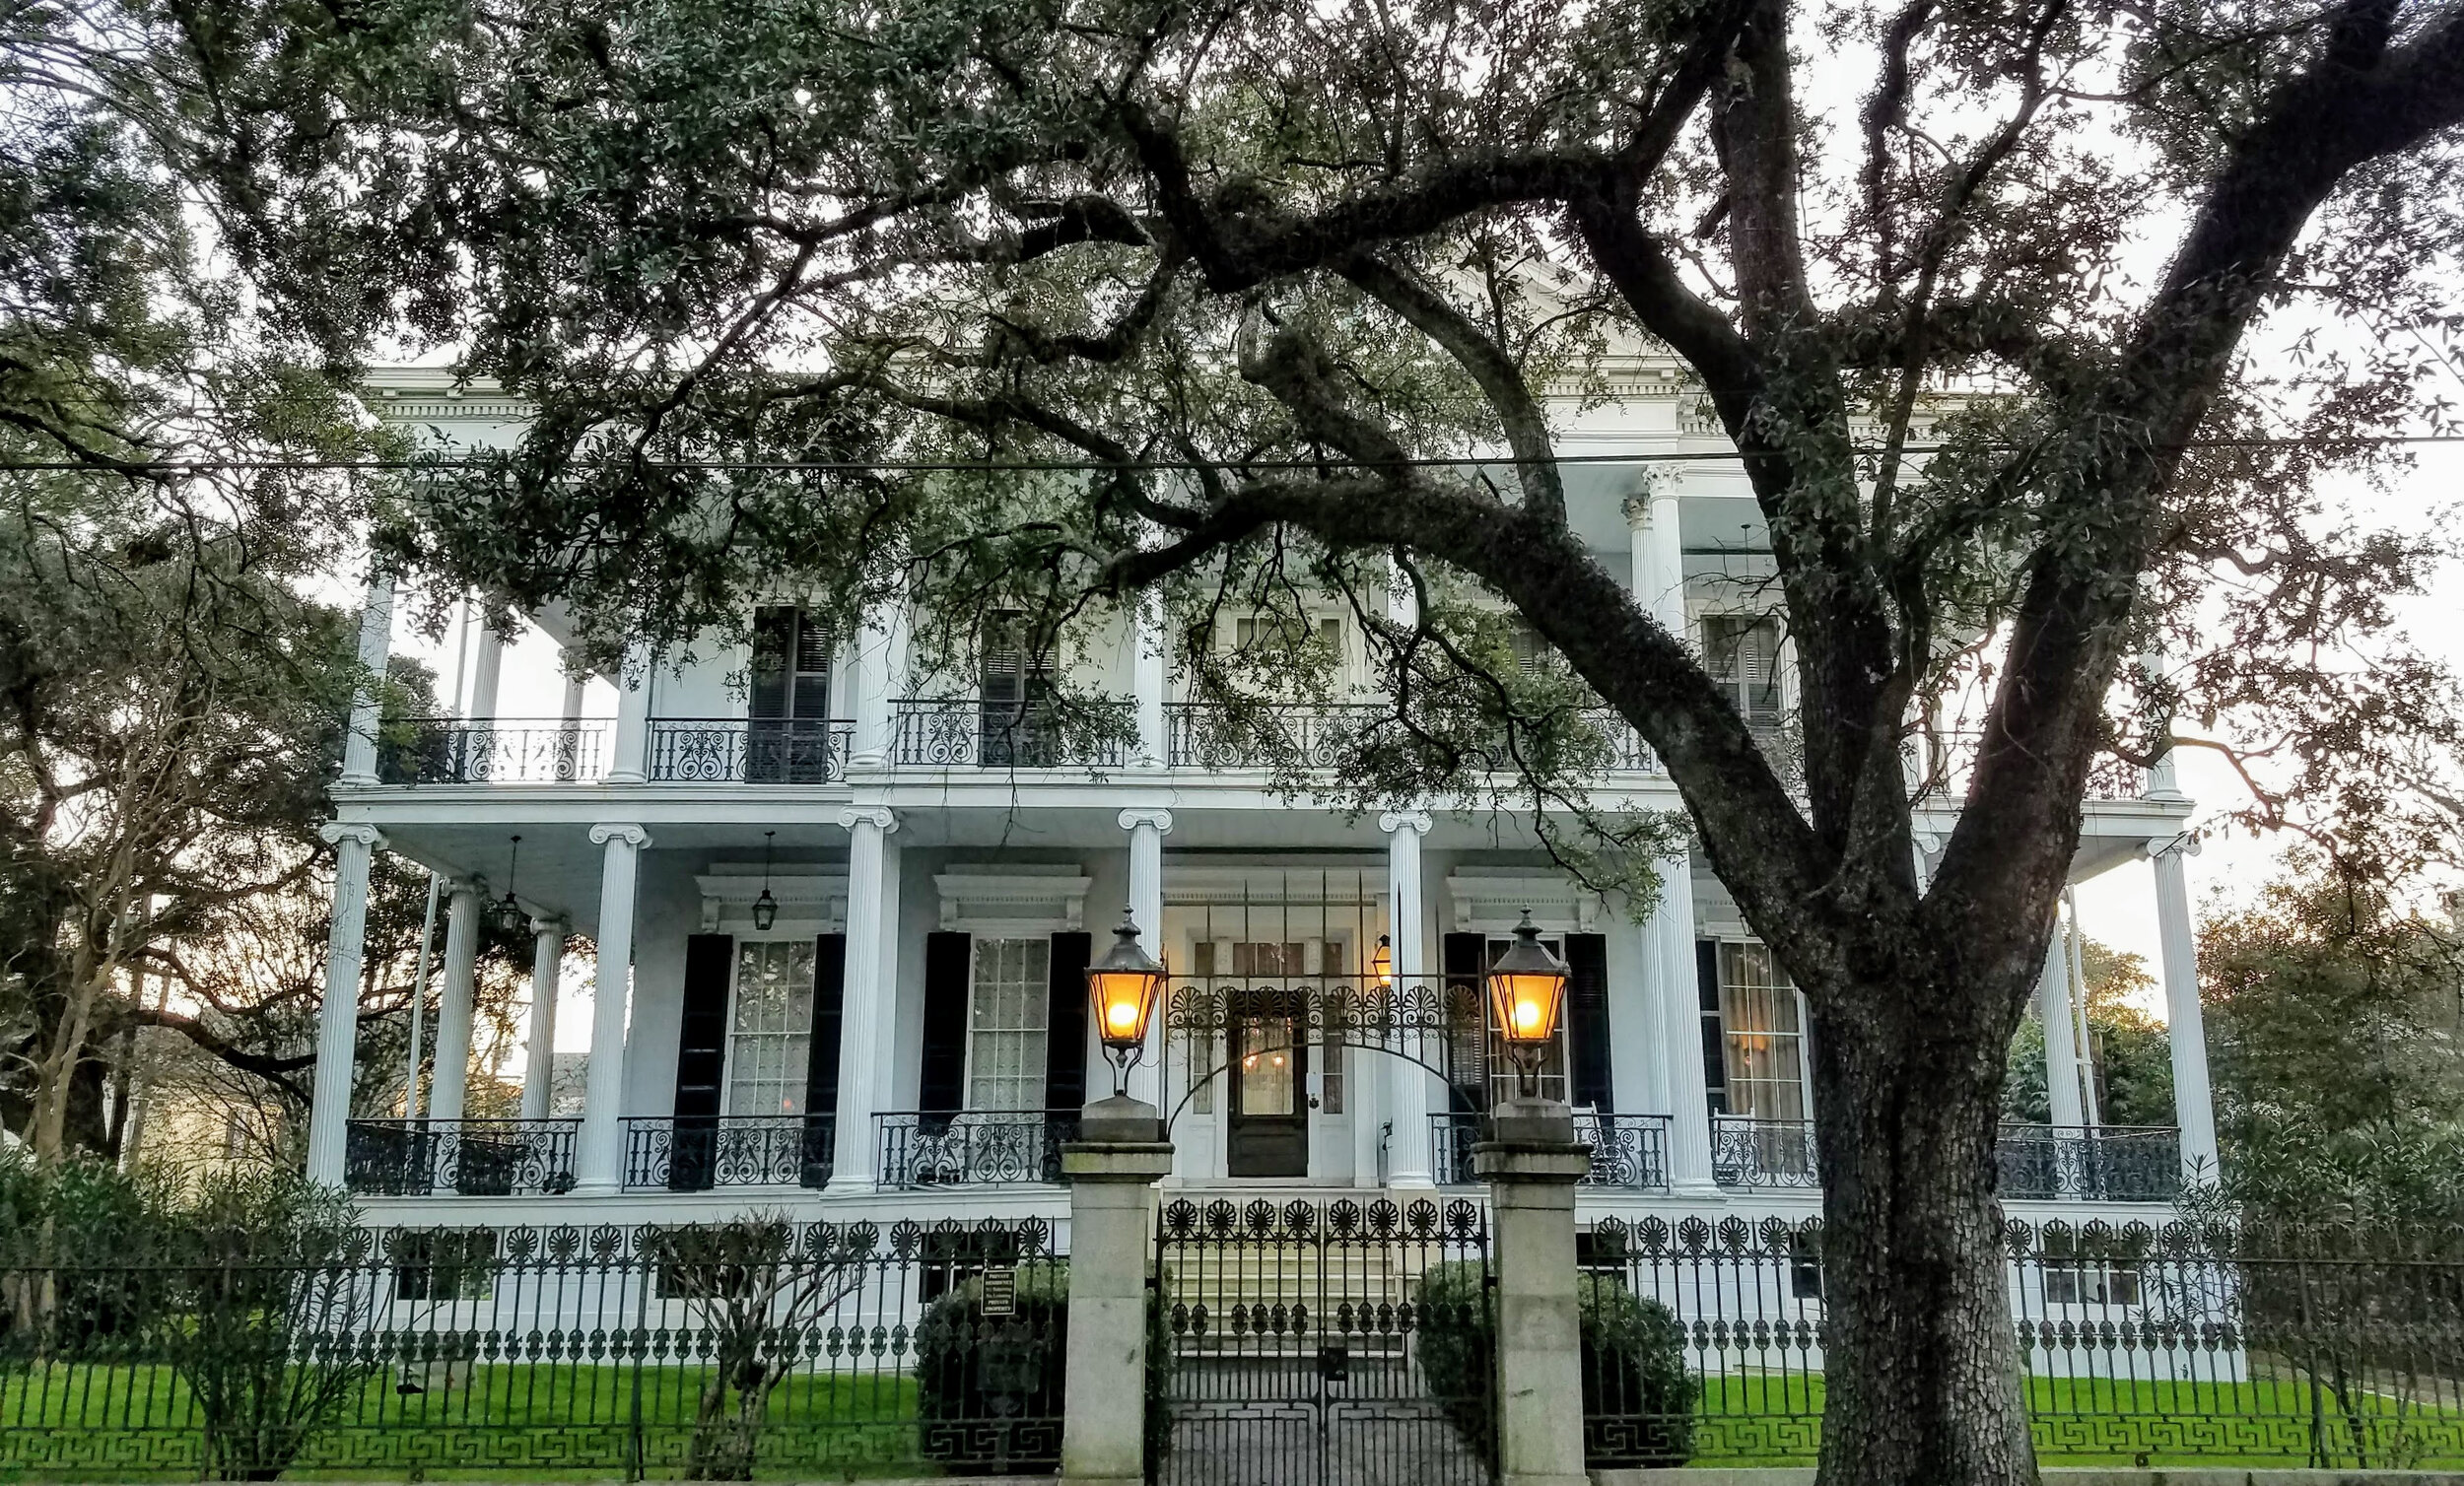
[1061,1096,1175,1486]
[1475,1098,1591,1486]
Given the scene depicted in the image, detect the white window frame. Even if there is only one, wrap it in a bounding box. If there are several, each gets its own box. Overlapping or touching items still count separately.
[964,937,1052,1114]
[721,937,819,1117]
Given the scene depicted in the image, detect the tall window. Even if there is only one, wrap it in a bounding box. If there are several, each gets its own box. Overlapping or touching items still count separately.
[749,606,833,780]
[1702,614,1786,731]
[726,940,817,1115]
[1718,941,1806,1121]
[979,611,1056,765]
[968,939,1051,1111]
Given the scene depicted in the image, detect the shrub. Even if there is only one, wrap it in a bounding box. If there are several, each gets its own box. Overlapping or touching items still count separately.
[913,1259,1174,1474]
[914,1261,1069,1473]
[1414,1261,1694,1468]
[147,1170,377,1480]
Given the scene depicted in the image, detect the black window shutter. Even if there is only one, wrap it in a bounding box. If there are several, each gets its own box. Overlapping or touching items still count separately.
[919,932,972,1114]
[1441,932,1488,1114]
[1696,939,1728,1116]
[1044,931,1092,1114]
[670,934,733,1190]
[1565,932,1612,1112]
[801,934,847,1187]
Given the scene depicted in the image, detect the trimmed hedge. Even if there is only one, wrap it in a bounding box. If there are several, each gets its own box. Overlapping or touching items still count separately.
[915,1261,1068,1473]
[1414,1261,1694,1468]
[913,1260,1175,1474]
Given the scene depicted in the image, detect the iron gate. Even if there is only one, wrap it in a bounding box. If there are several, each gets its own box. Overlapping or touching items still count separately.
[1151,1195,1494,1486]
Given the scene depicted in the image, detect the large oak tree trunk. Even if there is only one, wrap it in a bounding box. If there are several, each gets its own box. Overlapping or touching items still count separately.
[1808,972,2037,1486]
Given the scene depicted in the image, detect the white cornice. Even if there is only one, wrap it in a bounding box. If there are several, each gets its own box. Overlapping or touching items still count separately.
[934,864,1091,935]
[1447,868,1602,933]
[696,871,848,933]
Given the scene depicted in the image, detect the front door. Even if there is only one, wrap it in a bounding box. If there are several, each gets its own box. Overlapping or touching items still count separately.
[1227,997,1309,1178]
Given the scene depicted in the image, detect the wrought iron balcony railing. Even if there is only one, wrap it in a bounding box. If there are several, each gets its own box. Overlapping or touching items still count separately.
[1164,701,1662,775]
[890,698,1130,769]
[1911,728,2149,802]
[1428,1111,1673,1189]
[621,1114,835,1190]
[875,1111,1080,1187]
[647,717,854,782]
[343,1117,579,1195]
[1996,1123,2182,1201]
[1711,1116,1823,1189]
[378,719,609,784]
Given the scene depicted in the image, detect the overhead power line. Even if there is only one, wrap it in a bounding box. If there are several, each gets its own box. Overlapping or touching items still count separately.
[4,431,2464,476]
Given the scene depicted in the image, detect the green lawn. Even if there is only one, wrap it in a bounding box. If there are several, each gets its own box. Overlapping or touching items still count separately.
[0,1362,946,1481]
[1686,1370,2464,1468]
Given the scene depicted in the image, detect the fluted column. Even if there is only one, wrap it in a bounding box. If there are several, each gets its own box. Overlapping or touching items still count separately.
[520,917,567,1120]
[340,574,393,787]
[1119,809,1173,1107]
[1380,811,1437,1187]
[2151,836,2219,1181]
[1624,482,1686,639]
[850,602,909,769]
[468,621,506,721]
[1133,593,1168,768]
[306,822,383,1184]
[1645,850,1719,1195]
[2037,916,2087,1128]
[575,823,650,1191]
[606,641,654,783]
[831,806,902,1187]
[426,881,485,1126]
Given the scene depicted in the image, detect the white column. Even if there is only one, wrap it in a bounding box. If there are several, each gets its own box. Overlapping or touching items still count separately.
[340,574,394,786]
[1645,850,1720,1195]
[575,823,649,1191]
[2037,919,2087,1128]
[831,806,901,1187]
[520,918,566,1120]
[425,881,484,1125]
[1625,482,1686,638]
[560,672,587,726]
[1119,809,1173,1107]
[1380,811,1438,1187]
[306,822,383,1184]
[467,621,506,722]
[2150,837,2219,1182]
[1133,593,1168,768]
[606,640,654,783]
[2066,889,2101,1127]
[850,602,908,769]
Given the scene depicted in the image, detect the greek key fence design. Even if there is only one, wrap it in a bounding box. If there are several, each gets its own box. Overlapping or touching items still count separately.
[0,1217,1064,1479]
[1580,1215,2464,1467]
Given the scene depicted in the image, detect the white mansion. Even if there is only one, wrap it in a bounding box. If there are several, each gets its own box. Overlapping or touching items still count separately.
[300,365,2214,1229]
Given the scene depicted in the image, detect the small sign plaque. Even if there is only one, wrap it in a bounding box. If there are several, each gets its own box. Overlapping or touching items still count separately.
[980,1266,1017,1317]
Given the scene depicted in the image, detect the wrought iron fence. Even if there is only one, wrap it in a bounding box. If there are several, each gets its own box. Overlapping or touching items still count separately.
[1999,1125,2182,1202]
[647,717,854,782]
[1579,1214,2464,1467]
[1153,1196,1494,1486]
[378,718,608,784]
[343,1118,580,1196]
[0,1216,1065,1478]
[622,1114,834,1190]
[876,1112,1079,1187]
[1431,1112,1482,1187]
[891,698,1129,769]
